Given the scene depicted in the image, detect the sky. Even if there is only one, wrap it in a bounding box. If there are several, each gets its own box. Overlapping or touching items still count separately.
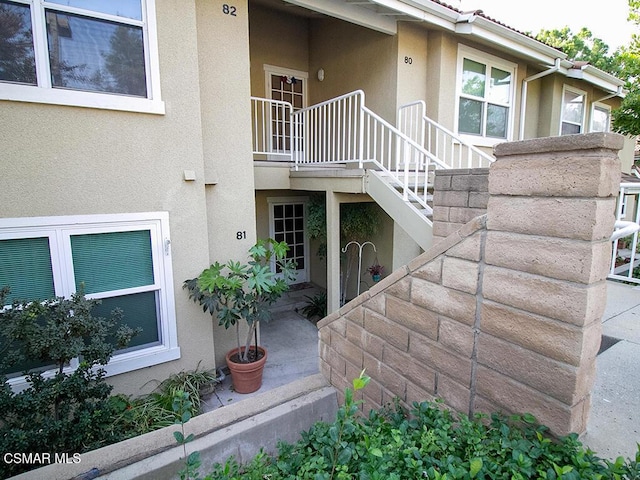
[458,0,635,51]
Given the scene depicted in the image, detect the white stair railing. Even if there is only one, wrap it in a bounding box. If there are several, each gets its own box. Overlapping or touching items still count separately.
[610,183,640,284]
[398,100,495,169]
[250,97,293,160]
[291,90,447,213]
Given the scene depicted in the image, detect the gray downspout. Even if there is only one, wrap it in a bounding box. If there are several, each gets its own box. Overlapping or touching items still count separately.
[519,58,562,140]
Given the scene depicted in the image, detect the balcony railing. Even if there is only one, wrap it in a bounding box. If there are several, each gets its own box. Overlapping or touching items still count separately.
[610,183,640,284]
[251,97,293,160]
[398,100,495,169]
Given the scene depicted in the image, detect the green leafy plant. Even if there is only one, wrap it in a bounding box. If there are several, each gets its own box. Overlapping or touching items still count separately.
[206,373,640,479]
[172,390,202,480]
[184,238,296,363]
[300,291,327,322]
[0,287,139,477]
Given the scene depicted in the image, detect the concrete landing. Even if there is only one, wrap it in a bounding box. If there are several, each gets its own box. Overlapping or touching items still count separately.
[202,285,321,412]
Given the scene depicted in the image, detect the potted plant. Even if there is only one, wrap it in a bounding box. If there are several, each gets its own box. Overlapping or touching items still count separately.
[367,263,384,282]
[183,239,296,393]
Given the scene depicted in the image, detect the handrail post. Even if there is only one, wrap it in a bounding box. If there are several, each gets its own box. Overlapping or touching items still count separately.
[358,92,364,169]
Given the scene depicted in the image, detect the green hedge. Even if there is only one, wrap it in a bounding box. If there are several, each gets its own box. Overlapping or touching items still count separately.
[204,375,640,480]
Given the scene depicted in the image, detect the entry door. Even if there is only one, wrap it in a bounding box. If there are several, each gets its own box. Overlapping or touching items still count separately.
[265,66,308,152]
[269,197,308,284]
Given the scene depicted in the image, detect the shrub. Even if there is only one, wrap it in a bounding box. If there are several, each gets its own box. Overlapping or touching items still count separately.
[206,373,640,480]
[0,287,139,477]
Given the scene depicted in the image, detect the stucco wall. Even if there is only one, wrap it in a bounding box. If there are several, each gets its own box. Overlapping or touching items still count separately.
[248,4,310,99]
[309,18,398,121]
[0,1,220,395]
[396,23,428,115]
[196,0,258,367]
[0,0,261,393]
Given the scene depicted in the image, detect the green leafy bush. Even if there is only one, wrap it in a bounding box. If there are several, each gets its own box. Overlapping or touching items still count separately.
[206,373,640,480]
[0,287,139,477]
[300,291,327,323]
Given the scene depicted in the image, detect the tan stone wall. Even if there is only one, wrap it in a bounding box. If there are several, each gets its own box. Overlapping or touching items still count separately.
[432,169,489,242]
[318,132,622,436]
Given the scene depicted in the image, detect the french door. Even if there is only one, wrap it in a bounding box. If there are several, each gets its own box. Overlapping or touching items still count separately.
[268,197,308,284]
[264,65,307,153]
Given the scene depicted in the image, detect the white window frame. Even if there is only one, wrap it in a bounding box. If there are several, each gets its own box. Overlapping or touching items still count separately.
[0,211,180,391]
[560,85,587,135]
[590,102,612,133]
[454,45,517,147]
[0,0,164,114]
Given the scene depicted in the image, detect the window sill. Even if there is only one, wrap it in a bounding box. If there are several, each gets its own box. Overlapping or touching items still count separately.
[458,133,508,148]
[103,345,181,377]
[6,346,181,392]
[0,83,165,115]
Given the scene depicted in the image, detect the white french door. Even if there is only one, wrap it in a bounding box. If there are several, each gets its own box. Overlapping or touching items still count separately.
[264,65,308,153]
[268,197,309,284]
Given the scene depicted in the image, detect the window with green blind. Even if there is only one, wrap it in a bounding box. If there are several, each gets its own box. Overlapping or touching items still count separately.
[71,230,154,294]
[71,230,160,350]
[0,212,180,385]
[0,237,55,303]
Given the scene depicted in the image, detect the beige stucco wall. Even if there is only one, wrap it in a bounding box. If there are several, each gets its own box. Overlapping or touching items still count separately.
[0,1,222,395]
[0,0,263,393]
[396,23,428,115]
[249,4,310,99]
[196,0,257,367]
[309,18,398,121]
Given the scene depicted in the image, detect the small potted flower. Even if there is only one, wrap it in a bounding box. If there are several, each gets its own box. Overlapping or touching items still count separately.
[367,263,384,282]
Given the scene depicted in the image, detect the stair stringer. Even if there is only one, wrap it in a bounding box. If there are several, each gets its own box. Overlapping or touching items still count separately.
[365,170,433,251]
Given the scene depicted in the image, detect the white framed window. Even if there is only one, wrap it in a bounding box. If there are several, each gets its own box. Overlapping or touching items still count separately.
[560,86,586,135]
[591,102,611,133]
[0,212,179,388]
[455,46,516,146]
[0,0,164,114]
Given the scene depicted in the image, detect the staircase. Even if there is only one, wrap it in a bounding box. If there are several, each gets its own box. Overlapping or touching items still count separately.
[251,91,494,250]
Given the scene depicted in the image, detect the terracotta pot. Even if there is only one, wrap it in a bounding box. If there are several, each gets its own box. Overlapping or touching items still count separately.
[225,346,268,394]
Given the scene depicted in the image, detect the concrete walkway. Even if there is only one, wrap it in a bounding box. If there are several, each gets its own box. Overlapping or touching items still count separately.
[582,280,640,461]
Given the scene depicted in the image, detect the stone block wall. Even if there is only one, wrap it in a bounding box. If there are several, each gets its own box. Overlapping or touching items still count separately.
[432,168,489,242]
[318,133,623,436]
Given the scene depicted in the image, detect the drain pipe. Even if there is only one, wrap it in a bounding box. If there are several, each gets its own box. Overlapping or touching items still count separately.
[519,58,562,140]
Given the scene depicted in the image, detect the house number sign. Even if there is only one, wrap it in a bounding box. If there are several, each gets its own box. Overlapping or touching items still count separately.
[222,4,237,16]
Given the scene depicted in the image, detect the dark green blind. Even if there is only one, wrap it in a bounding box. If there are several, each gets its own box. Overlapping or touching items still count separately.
[71,230,154,294]
[92,291,160,349]
[0,237,55,303]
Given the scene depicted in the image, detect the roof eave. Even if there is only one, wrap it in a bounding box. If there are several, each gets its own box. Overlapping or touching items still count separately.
[565,65,626,96]
[454,15,567,65]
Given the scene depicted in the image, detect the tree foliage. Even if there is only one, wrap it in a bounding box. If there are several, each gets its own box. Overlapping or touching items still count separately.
[535,2,640,136]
